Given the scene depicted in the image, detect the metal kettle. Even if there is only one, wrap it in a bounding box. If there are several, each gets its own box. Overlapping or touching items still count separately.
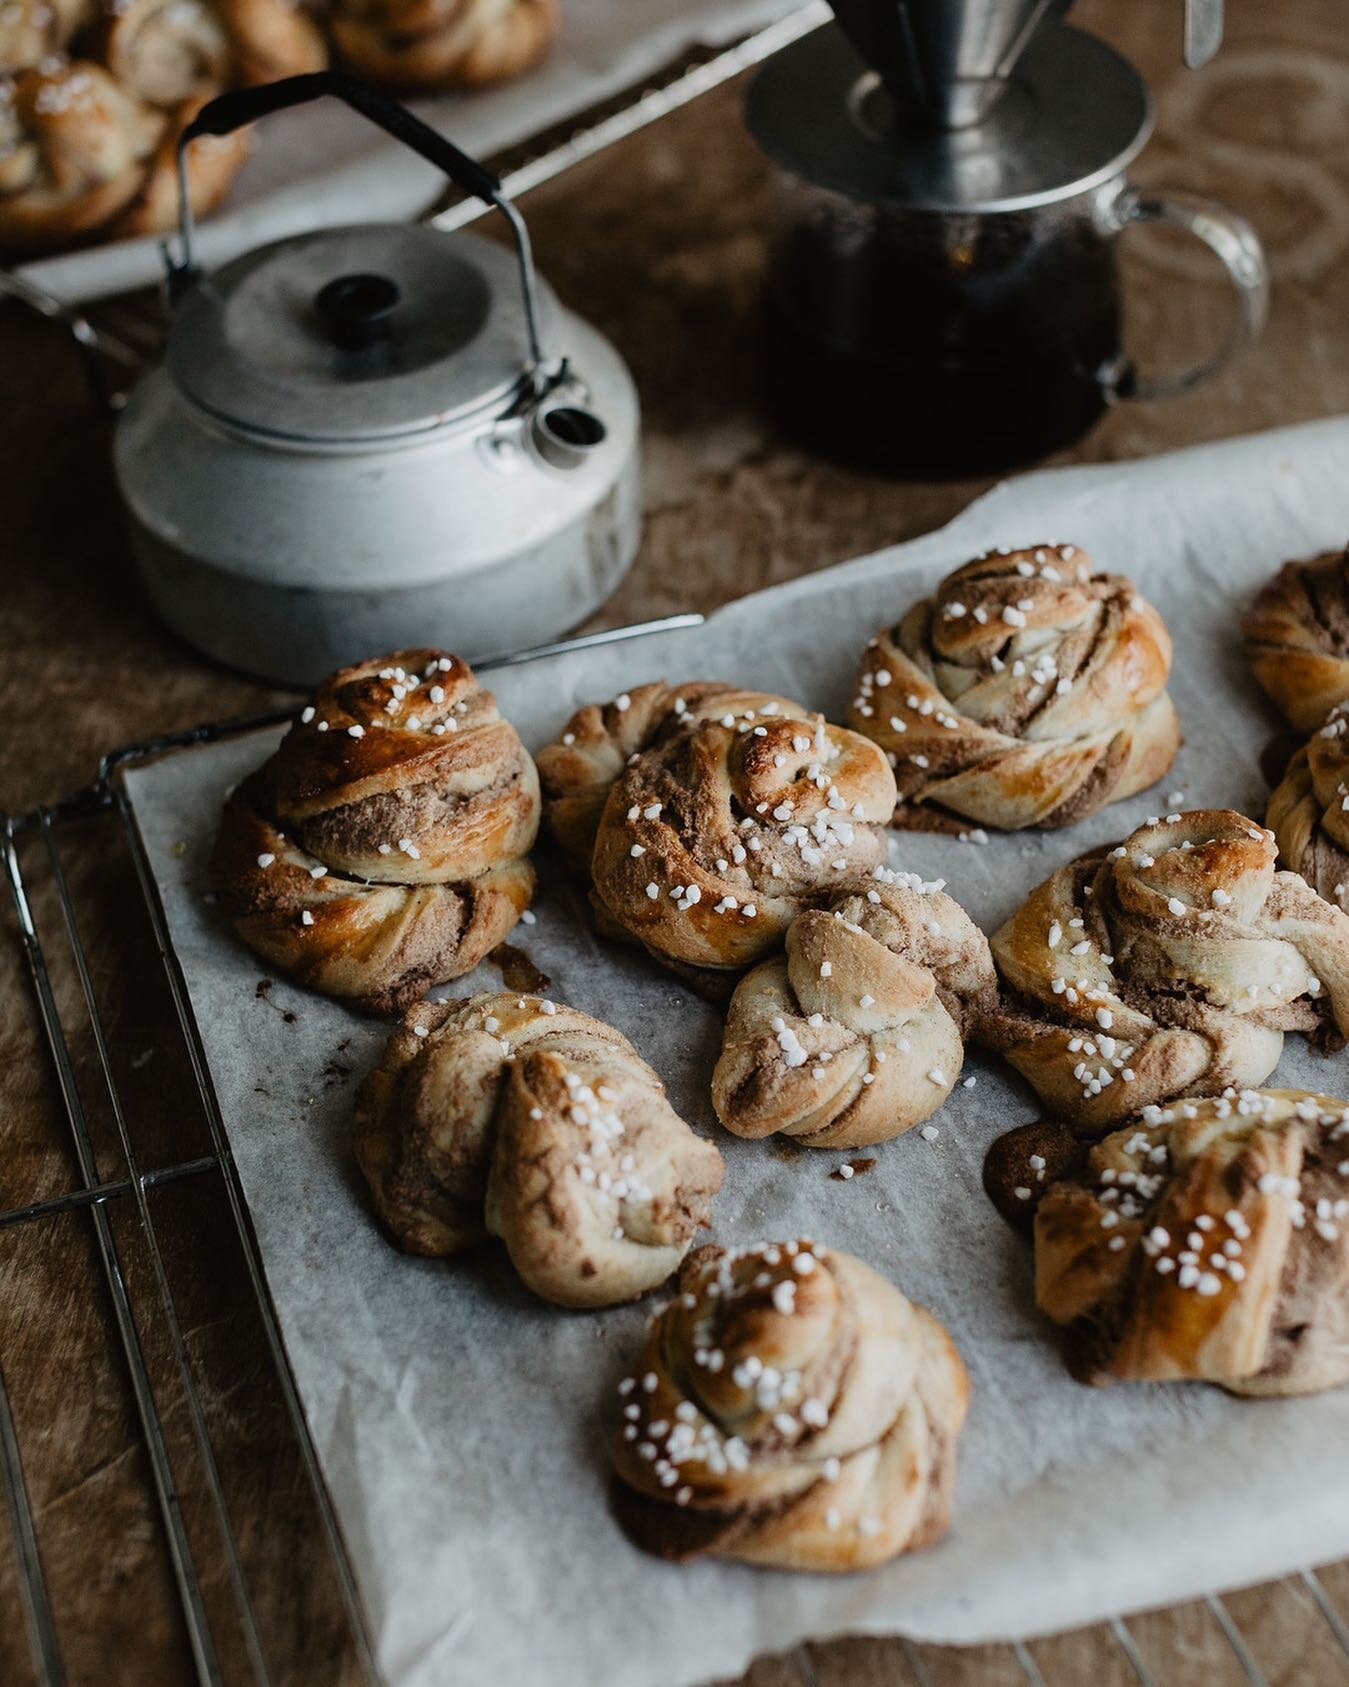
[113,73,641,686]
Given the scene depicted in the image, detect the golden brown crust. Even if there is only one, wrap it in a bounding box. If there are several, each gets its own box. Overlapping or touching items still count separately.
[98,0,231,107]
[0,0,94,74]
[1267,701,1349,915]
[0,60,162,254]
[712,876,995,1149]
[538,682,898,975]
[353,992,724,1307]
[1243,547,1349,735]
[1029,1088,1349,1396]
[980,809,1349,1133]
[0,0,542,257]
[612,1241,968,1570]
[209,650,540,1014]
[847,545,1180,832]
[214,0,328,84]
[0,58,253,253]
[330,0,556,92]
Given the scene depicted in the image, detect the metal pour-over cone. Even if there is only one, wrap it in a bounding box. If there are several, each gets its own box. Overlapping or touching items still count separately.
[829,0,1070,129]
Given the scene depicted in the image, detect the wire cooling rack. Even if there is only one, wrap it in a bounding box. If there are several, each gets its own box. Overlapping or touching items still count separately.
[5,613,1349,1687]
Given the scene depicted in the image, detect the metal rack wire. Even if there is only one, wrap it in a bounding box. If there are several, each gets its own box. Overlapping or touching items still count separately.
[5,613,1349,1687]
[1,616,702,1687]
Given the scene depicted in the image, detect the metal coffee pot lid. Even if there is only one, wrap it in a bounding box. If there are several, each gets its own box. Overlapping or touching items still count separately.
[167,221,555,445]
[746,22,1152,214]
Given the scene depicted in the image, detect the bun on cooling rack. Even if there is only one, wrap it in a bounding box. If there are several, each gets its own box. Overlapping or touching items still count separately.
[0,59,248,253]
[210,650,540,1014]
[535,682,897,979]
[995,1088,1349,1396]
[329,0,557,92]
[846,544,1180,832]
[0,0,95,75]
[1267,700,1349,916]
[354,991,723,1306]
[1243,545,1349,735]
[711,874,994,1149]
[612,1240,968,1569]
[979,809,1349,1134]
[0,0,549,257]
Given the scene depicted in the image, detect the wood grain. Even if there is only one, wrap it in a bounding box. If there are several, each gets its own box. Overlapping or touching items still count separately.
[1,0,1348,1680]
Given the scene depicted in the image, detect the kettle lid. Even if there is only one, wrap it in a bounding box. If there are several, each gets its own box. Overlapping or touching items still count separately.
[746,22,1151,215]
[166,222,555,444]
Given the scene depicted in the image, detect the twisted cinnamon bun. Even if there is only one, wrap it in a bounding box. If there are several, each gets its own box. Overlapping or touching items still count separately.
[847,545,1180,831]
[613,1241,968,1569]
[1244,546,1349,735]
[712,876,995,1149]
[0,60,158,252]
[330,0,556,92]
[0,0,93,74]
[1267,700,1349,915]
[536,682,897,977]
[1015,1088,1349,1396]
[981,809,1349,1133]
[0,59,247,252]
[210,650,540,1014]
[355,992,723,1306]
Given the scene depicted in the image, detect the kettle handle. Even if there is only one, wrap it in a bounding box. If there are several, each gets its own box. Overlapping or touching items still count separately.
[168,70,553,379]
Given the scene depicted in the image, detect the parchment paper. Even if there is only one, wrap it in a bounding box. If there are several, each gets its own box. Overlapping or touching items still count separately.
[17,0,815,305]
[124,416,1349,1687]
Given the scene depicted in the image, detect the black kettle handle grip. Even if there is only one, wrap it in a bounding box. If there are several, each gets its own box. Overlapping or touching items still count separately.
[171,70,551,374]
[177,71,502,212]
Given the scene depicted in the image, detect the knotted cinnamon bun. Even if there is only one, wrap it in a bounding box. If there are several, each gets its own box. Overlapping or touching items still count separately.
[712,875,995,1149]
[354,992,723,1306]
[210,650,540,1014]
[1267,700,1349,915]
[1244,545,1349,735]
[1010,1088,1349,1396]
[330,0,556,92]
[536,682,897,977]
[847,545,1180,831]
[613,1241,968,1569]
[981,809,1349,1133]
[0,0,93,74]
[0,59,247,252]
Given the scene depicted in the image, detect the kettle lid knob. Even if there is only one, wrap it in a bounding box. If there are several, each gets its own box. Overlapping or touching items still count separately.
[315,272,401,351]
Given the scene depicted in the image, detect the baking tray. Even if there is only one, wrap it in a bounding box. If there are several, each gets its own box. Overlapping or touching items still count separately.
[24,417,1349,1687]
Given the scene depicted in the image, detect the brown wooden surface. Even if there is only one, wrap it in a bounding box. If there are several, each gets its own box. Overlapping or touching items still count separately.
[2,0,1348,1681]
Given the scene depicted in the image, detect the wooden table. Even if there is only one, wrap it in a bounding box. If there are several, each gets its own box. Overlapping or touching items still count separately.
[2,0,1348,1681]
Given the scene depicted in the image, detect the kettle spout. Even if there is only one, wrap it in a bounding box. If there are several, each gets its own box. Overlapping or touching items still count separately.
[531,402,609,471]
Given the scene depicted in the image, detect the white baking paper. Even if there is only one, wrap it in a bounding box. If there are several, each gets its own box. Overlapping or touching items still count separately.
[16,0,817,306]
[123,415,1349,1687]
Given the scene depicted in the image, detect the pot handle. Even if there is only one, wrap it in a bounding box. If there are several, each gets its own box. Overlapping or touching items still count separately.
[169,70,554,380]
[1098,183,1268,404]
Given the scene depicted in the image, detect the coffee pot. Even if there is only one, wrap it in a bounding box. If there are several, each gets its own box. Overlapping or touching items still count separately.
[746,0,1267,477]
